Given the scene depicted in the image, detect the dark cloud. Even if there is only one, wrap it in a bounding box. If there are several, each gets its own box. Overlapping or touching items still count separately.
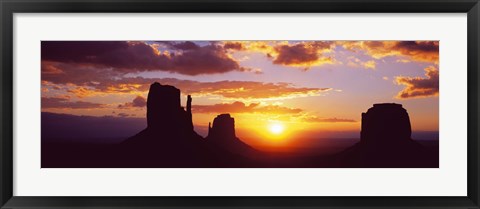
[272,42,334,68]
[192,101,303,114]
[41,41,172,74]
[42,41,244,75]
[170,44,243,75]
[395,41,438,53]
[220,41,336,68]
[118,95,147,109]
[41,41,129,64]
[223,42,245,50]
[132,96,147,107]
[162,41,200,50]
[341,41,439,63]
[42,61,117,88]
[395,66,439,99]
[42,97,107,109]
[274,44,319,65]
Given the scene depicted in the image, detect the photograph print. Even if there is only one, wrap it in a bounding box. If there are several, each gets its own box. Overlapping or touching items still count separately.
[41,41,439,168]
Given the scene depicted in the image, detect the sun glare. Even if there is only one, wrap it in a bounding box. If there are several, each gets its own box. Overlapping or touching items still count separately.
[269,123,285,135]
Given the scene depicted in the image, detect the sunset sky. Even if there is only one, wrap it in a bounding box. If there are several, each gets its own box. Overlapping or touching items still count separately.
[41,41,439,147]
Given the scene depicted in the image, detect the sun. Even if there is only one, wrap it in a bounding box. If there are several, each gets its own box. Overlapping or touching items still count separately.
[268,123,285,135]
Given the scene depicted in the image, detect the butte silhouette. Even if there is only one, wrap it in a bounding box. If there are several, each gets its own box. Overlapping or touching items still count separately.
[118,82,258,167]
[206,113,257,156]
[338,103,438,167]
[122,83,202,147]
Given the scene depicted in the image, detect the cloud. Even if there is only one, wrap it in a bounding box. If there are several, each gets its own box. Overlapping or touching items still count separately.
[42,62,65,75]
[180,80,331,100]
[118,95,147,109]
[222,41,272,53]
[41,41,333,101]
[42,67,332,100]
[42,61,116,88]
[162,41,200,50]
[67,86,103,98]
[340,41,439,63]
[169,44,247,75]
[42,41,245,75]
[42,97,107,109]
[41,41,129,64]
[223,42,245,50]
[346,56,376,70]
[192,101,303,114]
[117,113,130,117]
[363,60,376,69]
[303,116,356,123]
[222,41,336,69]
[395,66,439,99]
[272,42,334,68]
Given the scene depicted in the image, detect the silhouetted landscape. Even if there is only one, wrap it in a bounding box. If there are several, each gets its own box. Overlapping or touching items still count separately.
[41,41,440,168]
[42,82,439,168]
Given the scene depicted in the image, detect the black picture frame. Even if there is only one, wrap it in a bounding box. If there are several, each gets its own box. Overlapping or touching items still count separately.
[1,0,479,208]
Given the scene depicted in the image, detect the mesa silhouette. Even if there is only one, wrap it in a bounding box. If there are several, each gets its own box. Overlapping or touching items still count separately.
[337,103,438,167]
[116,82,258,167]
[41,82,438,168]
